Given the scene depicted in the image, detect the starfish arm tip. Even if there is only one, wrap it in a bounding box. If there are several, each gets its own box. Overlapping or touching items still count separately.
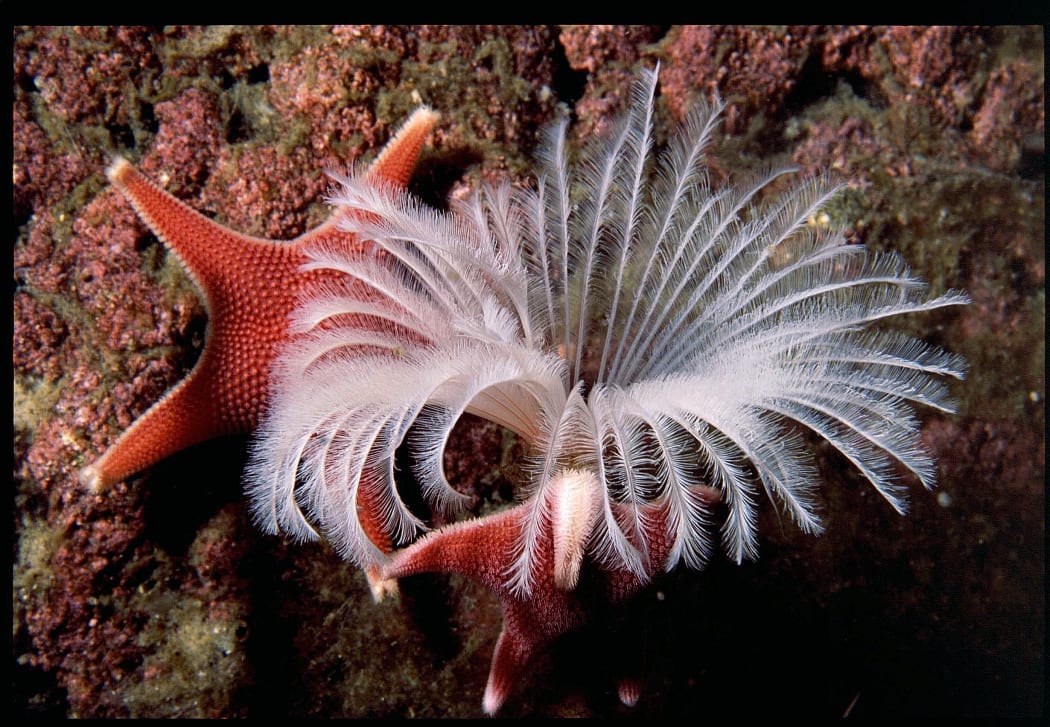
[78,461,110,493]
[408,105,441,128]
[481,626,533,716]
[482,682,507,716]
[105,155,133,185]
[616,677,642,707]
[367,105,442,187]
[365,565,400,603]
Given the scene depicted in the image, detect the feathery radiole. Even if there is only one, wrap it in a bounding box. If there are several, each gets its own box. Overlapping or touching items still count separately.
[246,67,968,596]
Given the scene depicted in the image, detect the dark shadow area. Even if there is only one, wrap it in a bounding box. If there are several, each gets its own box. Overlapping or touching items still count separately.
[140,435,248,555]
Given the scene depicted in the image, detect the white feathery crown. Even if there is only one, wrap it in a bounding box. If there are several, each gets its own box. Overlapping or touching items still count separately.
[245,67,968,595]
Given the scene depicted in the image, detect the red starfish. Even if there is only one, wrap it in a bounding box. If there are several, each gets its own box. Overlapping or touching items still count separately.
[382,470,720,714]
[79,108,440,498]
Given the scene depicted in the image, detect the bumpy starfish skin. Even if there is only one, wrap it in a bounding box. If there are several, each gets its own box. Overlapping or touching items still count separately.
[383,477,720,714]
[79,107,440,492]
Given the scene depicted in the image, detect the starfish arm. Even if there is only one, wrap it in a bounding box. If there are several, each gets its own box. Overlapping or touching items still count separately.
[366,107,441,187]
[357,469,403,602]
[383,507,521,589]
[106,105,441,292]
[79,350,232,491]
[482,621,539,715]
[106,157,278,297]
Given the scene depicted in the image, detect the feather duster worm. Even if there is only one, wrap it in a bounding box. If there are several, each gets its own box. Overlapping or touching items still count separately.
[246,65,967,647]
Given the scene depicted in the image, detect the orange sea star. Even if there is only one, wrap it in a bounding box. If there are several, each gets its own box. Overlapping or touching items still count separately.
[383,472,721,713]
[79,107,439,493]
